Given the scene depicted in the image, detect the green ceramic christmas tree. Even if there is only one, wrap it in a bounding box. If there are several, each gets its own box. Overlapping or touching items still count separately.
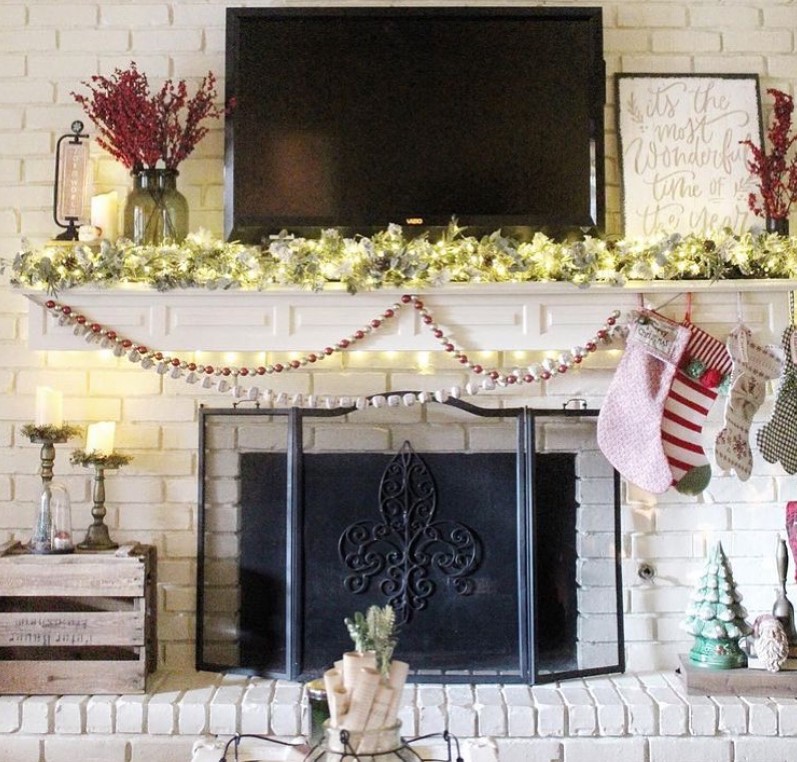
[682,541,752,669]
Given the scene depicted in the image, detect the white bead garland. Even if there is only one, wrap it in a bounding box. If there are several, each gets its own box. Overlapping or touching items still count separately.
[40,296,623,410]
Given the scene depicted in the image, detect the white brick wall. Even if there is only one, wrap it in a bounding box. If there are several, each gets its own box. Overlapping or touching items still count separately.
[0,7,796,759]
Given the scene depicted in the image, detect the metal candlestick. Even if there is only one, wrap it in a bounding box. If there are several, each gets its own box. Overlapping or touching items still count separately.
[773,537,797,652]
[78,462,119,551]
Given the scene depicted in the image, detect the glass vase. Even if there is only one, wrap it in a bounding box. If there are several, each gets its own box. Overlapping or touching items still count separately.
[123,168,188,245]
[766,217,789,236]
[29,482,73,554]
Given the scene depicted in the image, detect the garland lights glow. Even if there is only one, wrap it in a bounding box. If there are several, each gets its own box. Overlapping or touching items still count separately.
[41,295,623,409]
[8,224,797,295]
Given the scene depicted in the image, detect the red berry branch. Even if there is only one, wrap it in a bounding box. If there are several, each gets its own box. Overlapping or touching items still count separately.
[741,88,797,221]
[72,62,235,171]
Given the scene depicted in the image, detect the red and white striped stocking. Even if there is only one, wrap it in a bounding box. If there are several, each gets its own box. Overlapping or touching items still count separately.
[662,322,732,495]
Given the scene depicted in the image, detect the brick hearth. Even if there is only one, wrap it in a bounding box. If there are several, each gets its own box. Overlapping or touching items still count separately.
[3,670,797,762]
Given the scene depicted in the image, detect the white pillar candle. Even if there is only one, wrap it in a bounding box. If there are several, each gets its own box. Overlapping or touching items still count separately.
[35,386,63,427]
[90,191,119,242]
[86,421,115,455]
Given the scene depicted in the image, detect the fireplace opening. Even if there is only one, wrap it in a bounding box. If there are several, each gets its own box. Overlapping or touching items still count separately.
[197,400,623,684]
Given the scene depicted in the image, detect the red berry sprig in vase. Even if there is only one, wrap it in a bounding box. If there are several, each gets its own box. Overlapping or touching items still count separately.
[72,62,235,245]
[741,88,797,236]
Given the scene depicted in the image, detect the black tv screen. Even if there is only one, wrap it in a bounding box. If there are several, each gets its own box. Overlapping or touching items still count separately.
[225,7,605,242]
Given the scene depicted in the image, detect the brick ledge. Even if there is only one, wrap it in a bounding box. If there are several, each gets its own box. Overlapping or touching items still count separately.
[2,669,797,740]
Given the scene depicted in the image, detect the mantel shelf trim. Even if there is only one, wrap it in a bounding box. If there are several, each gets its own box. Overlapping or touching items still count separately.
[23,281,794,353]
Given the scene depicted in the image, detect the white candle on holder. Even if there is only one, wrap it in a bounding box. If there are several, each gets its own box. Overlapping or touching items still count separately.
[35,386,63,427]
[90,191,119,242]
[86,421,115,455]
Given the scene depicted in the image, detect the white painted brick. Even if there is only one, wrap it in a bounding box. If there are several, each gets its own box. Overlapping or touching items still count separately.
[630,586,690,615]
[507,703,535,737]
[447,684,475,705]
[618,4,686,27]
[475,685,503,706]
[270,682,302,736]
[128,736,198,762]
[649,737,732,762]
[494,737,562,762]
[0,736,40,762]
[724,30,793,54]
[685,695,719,737]
[130,29,203,52]
[733,737,797,761]
[314,372,388,397]
[775,698,797,736]
[588,684,626,736]
[390,372,469,393]
[21,695,54,734]
[100,5,171,28]
[743,698,778,736]
[147,692,179,735]
[419,703,447,736]
[463,737,499,762]
[43,736,128,762]
[531,686,566,737]
[564,737,648,762]
[209,685,243,736]
[447,703,478,737]
[85,695,116,734]
[615,685,657,736]
[54,696,87,734]
[712,695,748,736]
[178,687,214,735]
[477,703,507,737]
[115,695,146,734]
[388,423,466,451]
[397,699,417,738]
[418,685,445,708]
[0,30,55,53]
[313,425,390,451]
[644,685,686,737]
[560,686,596,737]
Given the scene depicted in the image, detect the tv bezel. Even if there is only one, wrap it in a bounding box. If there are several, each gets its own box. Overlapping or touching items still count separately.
[224,6,606,243]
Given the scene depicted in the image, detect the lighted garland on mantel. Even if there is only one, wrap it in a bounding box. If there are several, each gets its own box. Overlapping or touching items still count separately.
[41,295,623,409]
[7,224,797,295]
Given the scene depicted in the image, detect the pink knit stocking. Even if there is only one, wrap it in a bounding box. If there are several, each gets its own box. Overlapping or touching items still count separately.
[597,310,691,494]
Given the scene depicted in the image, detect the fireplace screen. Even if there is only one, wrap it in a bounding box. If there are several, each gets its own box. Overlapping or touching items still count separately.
[197,400,623,684]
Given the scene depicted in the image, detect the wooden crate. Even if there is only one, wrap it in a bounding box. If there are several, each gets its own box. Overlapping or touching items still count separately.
[678,654,797,697]
[0,541,157,694]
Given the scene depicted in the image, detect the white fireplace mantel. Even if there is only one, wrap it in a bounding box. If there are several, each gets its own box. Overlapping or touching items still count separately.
[24,280,794,353]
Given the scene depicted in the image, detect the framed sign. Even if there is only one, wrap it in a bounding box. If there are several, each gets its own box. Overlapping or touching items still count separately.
[616,74,762,237]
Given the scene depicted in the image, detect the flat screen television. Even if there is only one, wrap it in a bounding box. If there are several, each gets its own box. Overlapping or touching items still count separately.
[224,6,605,243]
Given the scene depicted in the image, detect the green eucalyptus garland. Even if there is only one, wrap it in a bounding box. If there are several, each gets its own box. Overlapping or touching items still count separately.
[5,223,797,296]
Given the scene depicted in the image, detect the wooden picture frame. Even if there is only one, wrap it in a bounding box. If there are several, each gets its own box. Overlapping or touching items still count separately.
[615,74,763,237]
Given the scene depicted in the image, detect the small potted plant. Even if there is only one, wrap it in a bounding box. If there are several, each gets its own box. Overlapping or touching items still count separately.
[317,605,410,759]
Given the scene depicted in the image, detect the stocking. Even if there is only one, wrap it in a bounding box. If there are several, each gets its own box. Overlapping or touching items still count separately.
[757,325,797,474]
[662,321,732,495]
[715,326,784,480]
[597,310,691,494]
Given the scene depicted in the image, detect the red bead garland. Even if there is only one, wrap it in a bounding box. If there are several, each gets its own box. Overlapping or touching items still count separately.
[39,295,623,408]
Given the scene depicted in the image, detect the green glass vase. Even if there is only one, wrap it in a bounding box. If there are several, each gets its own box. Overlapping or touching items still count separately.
[123,168,188,245]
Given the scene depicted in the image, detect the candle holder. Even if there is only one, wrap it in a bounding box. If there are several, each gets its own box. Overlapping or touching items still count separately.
[70,450,132,551]
[21,424,82,554]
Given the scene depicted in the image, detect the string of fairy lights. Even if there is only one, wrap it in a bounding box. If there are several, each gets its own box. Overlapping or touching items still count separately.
[7,224,797,295]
